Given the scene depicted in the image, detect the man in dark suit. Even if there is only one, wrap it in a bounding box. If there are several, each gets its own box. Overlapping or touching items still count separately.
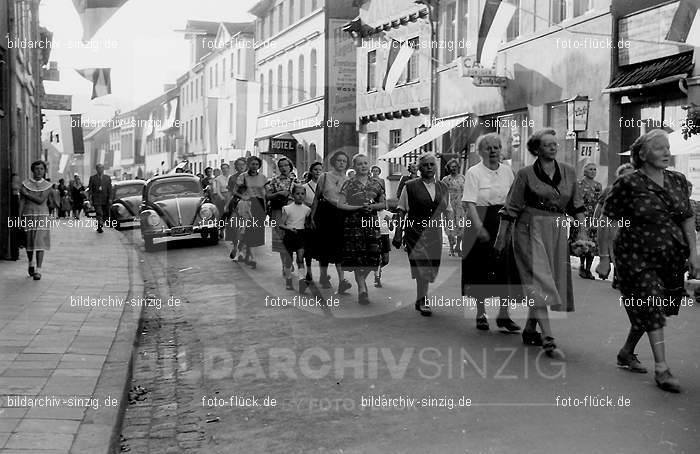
[88,163,112,233]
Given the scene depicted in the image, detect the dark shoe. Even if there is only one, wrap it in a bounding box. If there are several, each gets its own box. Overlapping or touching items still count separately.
[374,276,382,288]
[285,279,294,290]
[337,279,352,295]
[522,330,543,346]
[414,298,432,316]
[249,261,257,269]
[595,263,609,280]
[612,276,619,290]
[299,278,307,294]
[358,292,371,305]
[543,336,565,359]
[655,369,681,393]
[496,317,521,332]
[585,270,596,280]
[319,276,332,289]
[616,350,647,373]
[578,269,587,279]
[230,250,236,260]
[28,266,35,277]
[97,227,104,233]
[476,315,489,331]
[454,245,461,256]
[33,272,42,281]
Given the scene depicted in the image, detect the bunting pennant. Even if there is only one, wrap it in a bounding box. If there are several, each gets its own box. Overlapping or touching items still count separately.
[72,0,130,42]
[75,68,112,99]
[666,0,700,47]
[476,0,516,67]
[382,39,414,93]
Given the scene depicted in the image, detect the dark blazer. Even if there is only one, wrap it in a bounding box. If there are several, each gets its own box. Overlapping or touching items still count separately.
[88,173,112,205]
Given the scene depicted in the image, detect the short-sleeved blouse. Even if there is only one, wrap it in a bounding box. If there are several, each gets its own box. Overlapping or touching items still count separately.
[265,174,298,204]
[603,170,693,258]
[500,159,585,220]
[236,172,267,199]
[339,177,385,206]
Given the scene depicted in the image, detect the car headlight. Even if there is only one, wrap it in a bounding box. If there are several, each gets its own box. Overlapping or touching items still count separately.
[200,204,214,220]
[115,204,128,216]
[147,212,161,226]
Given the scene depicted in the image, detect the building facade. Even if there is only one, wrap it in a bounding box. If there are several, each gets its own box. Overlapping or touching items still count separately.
[250,0,358,175]
[437,0,612,183]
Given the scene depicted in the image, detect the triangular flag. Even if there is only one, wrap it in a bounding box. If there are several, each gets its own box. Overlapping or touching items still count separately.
[72,0,130,42]
[382,39,414,94]
[476,0,516,68]
[76,68,112,99]
[666,0,700,47]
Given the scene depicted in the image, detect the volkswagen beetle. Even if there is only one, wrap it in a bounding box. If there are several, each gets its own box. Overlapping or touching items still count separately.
[140,174,220,251]
[110,179,146,230]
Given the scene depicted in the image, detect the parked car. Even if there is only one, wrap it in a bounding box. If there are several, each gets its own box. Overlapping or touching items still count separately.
[110,180,146,230]
[139,173,220,251]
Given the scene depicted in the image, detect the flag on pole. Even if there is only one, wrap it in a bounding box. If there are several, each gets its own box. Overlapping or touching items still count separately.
[666,0,700,47]
[72,0,130,42]
[76,68,112,99]
[476,0,516,68]
[59,114,85,155]
[382,39,414,94]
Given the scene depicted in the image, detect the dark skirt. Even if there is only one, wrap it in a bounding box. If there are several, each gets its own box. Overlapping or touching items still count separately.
[342,211,381,270]
[315,200,346,264]
[462,205,522,301]
[270,208,285,253]
[243,197,266,247]
[404,222,442,283]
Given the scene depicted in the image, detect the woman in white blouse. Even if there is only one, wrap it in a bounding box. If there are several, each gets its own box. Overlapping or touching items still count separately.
[462,133,521,332]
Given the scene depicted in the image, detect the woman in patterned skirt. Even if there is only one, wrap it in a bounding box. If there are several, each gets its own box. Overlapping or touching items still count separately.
[265,157,298,279]
[442,159,466,256]
[598,129,698,393]
[569,163,602,279]
[20,161,52,280]
[495,129,588,358]
[235,156,267,268]
[337,154,386,305]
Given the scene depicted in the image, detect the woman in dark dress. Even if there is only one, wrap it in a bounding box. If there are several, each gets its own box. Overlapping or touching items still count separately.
[393,153,451,316]
[70,175,86,219]
[598,129,698,393]
[336,153,386,305]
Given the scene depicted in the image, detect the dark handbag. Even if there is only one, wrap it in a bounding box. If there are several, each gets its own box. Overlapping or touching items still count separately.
[661,285,687,317]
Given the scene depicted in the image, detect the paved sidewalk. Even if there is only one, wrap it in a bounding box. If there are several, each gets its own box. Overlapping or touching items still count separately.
[0,219,143,453]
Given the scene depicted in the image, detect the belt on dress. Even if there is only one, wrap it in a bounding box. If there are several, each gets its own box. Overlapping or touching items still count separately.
[530,204,565,214]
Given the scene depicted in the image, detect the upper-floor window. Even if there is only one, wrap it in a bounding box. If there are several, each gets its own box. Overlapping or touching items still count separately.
[300,0,305,17]
[222,57,227,80]
[550,0,566,25]
[215,63,219,86]
[229,103,234,133]
[277,65,283,108]
[310,49,318,97]
[257,18,264,40]
[200,76,204,96]
[259,73,265,112]
[279,2,285,31]
[288,60,294,105]
[290,0,295,23]
[574,0,591,17]
[195,78,199,99]
[298,54,305,102]
[507,0,520,41]
[268,69,273,111]
[442,2,456,63]
[366,50,376,91]
[367,132,378,164]
[209,67,213,89]
[237,49,242,76]
[406,37,420,83]
[312,0,318,10]
[271,8,276,35]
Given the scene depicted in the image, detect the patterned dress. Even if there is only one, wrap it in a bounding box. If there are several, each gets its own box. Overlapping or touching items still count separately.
[568,178,602,256]
[441,173,466,240]
[21,178,52,252]
[265,174,298,253]
[339,177,385,270]
[603,170,693,332]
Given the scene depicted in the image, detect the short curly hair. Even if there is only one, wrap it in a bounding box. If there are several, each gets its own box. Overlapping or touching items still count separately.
[630,129,668,169]
[445,158,460,170]
[329,150,350,169]
[246,155,263,167]
[526,128,557,156]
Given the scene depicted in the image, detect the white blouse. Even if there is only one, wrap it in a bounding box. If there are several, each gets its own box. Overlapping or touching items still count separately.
[462,161,514,206]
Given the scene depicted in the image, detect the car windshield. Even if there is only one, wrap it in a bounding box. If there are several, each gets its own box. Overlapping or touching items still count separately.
[148,179,201,200]
[115,184,143,198]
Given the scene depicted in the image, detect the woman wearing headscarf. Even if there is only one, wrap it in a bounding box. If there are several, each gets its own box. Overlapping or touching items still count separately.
[265,157,299,282]
[495,129,587,358]
[310,150,352,294]
[393,153,452,316]
[442,158,466,256]
[569,163,602,279]
[235,156,267,268]
[20,161,52,280]
[598,129,697,393]
[462,133,521,331]
[336,153,386,305]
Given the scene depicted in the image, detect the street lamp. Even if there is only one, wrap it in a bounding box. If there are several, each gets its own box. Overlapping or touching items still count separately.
[565,95,591,133]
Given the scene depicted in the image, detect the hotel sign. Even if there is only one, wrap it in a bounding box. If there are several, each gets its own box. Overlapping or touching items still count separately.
[269,137,297,152]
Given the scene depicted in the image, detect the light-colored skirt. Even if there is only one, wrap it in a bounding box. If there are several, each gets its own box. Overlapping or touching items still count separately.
[23,214,51,252]
[512,208,574,312]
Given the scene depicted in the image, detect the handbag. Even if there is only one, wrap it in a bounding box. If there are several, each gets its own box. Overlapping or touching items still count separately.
[661,284,687,317]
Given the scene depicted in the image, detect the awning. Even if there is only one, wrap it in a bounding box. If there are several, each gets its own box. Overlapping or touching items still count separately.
[378,115,471,161]
[604,52,694,93]
[618,129,700,156]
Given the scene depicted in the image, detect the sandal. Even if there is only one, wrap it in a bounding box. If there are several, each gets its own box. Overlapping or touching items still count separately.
[476,315,489,331]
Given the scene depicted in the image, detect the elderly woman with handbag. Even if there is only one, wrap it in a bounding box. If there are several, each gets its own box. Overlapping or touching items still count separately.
[598,129,698,393]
